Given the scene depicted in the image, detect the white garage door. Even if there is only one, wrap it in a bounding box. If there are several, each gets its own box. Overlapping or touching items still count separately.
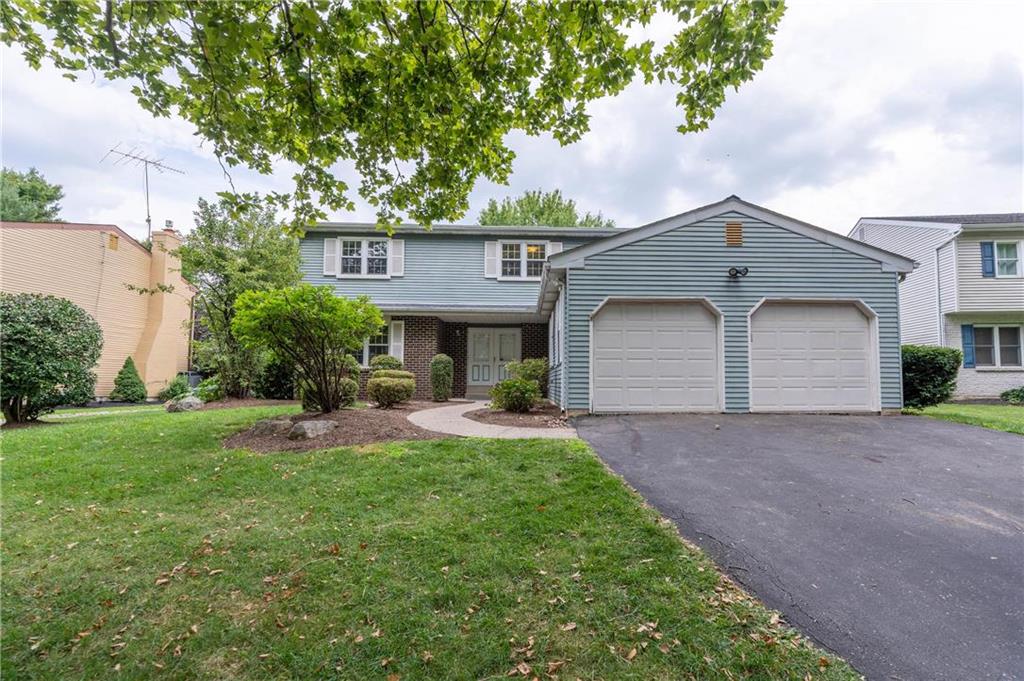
[750,302,875,412]
[592,301,720,412]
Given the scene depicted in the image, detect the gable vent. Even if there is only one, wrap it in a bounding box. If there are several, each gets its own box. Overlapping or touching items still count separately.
[725,222,743,246]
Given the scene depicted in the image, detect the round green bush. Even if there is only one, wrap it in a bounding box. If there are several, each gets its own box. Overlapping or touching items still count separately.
[110,356,148,403]
[343,353,362,378]
[194,376,225,403]
[367,376,415,408]
[506,357,549,397]
[0,292,103,422]
[369,354,403,371]
[158,373,191,402]
[1000,386,1024,404]
[902,344,962,409]
[372,369,415,380]
[489,377,540,413]
[430,353,453,401]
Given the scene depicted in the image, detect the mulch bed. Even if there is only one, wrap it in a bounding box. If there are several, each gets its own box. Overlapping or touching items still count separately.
[223,401,450,453]
[464,402,569,429]
[201,398,299,410]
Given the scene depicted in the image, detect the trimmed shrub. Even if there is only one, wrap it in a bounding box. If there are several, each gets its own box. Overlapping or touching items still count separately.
[902,344,962,409]
[110,357,147,403]
[158,374,191,402]
[369,354,403,371]
[506,357,549,397]
[0,292,103,422]
[254,355,296,400]
[194,376,225,403]
[1000,386,1024,405]
[430,354,453,401]
[490,378,540,413]
[372,369,415,380]
[343,353,362,378]
[367,376,415,408]
[302,377,358,411]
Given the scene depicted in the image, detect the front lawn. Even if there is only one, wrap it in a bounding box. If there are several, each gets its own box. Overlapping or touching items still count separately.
[914,403,1024,434]
[2,407,857,680]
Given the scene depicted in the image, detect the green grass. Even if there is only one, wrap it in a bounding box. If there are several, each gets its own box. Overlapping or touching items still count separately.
[913,403,1024,434]
[2,408,858,680]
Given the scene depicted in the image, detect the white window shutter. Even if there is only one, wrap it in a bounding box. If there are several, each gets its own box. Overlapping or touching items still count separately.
[484,241,499,278]
[323,237,337,276]
[548,241,563,257]
[389,239,405,277]
[389,320,405,362]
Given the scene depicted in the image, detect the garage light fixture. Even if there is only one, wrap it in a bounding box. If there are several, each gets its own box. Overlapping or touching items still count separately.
[727,266,749,278]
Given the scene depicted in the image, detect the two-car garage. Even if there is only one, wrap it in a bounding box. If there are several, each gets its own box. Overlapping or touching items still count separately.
[590,299,878,413]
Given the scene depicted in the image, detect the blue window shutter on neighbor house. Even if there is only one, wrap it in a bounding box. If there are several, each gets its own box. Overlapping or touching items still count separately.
[980,242,995,277]
[961,325,975,368]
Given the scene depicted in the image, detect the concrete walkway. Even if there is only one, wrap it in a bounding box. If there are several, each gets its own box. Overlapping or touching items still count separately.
[408,400,577,439]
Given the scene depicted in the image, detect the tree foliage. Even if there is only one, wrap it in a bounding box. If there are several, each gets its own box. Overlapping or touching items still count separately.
[232,285,383,413]
[109,356,147,403]
[0,167,64,221]
[2,1,784,231]
[179,197,300,397]
[479,189,614,228]
[0,292,102,422]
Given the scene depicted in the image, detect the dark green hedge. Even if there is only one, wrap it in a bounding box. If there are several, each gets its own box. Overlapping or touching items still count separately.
[902,344,962,409]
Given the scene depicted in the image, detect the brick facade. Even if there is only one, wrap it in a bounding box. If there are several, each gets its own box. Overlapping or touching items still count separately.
[439,322,468,398]
[393,316,441,400]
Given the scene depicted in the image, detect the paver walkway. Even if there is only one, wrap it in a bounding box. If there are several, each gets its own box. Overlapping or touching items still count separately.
[408,400,577,439]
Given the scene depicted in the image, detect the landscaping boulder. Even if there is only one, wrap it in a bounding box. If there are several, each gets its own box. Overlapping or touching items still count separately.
[165,395,204,412]
[252,418,294,436]
[288,419,337,440]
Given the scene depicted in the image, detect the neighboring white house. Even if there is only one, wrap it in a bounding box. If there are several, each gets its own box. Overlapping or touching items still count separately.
[850,213,1024,399]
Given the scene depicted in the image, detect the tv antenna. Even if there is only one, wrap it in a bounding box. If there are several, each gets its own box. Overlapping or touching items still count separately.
[101,143,185,239]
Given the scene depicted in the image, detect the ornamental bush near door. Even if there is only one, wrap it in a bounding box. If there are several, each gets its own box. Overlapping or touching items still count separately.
[369,354,403,371]
[506,357,549,397]
[901,345,962,409]
[371,369,415,380]
[367,376,415,408]
[489,378,540,413]
[430,354,453,401]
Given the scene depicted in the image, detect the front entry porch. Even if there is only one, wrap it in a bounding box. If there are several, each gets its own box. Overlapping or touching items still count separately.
[384,315,546,400]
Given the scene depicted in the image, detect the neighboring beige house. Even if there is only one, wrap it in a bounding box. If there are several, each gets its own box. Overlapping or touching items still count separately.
[851,213,1024,399]
[0,221,195,398]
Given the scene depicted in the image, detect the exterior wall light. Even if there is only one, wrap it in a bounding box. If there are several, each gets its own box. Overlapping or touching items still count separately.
[727,266,749,278]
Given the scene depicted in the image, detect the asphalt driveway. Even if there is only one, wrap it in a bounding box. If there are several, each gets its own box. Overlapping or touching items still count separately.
[577,413,1024,681]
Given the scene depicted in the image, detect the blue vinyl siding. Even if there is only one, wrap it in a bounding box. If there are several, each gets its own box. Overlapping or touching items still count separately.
[563,211,903,411]
[301,232,591,310]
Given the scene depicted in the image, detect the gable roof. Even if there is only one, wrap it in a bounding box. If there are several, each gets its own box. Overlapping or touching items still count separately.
[311,221,621,239]
[547,196,917,274]
[860,213,1024,225]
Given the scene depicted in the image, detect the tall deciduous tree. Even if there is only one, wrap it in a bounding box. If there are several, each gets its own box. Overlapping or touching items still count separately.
[178,197,301,397]
[0,167,64,221]
[232,285,383,413]
[479,189,614,228]
[3,1,784,231]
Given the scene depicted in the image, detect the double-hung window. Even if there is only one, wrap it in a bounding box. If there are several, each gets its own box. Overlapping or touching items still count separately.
[973,326,1022,367]
[995,242,1021,277]
[339,238,391,277]
[499,241,546,279]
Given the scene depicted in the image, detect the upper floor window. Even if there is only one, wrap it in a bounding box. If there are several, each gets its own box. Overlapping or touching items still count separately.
[323,237,404,279]
[995,242,1021,277]
[499,241,546,280]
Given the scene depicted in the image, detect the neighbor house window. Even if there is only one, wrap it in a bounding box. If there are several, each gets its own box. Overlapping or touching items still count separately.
[499,241,547,279]
[995,242,1021,277]
[340,238,390,277]
[974,326,1023,367]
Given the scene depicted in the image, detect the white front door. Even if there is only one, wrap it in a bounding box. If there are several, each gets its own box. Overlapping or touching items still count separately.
[468,328,522,386]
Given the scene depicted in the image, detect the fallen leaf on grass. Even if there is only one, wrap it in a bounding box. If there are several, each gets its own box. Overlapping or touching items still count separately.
[546,660,566,673]
[625,647,637,661]
[560,622,576,632]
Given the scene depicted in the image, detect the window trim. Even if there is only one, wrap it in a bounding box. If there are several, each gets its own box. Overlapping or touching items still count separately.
[973,325,1023,368]
[497,240,548,281]
[993,240,1023,278]
[338,238,392,279]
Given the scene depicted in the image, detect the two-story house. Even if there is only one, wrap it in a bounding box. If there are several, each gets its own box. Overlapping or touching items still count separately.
[851,213,1024,398]
[301,197,915,413]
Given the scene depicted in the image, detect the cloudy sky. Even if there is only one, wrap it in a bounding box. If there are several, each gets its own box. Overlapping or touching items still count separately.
[2,1,1022,241]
